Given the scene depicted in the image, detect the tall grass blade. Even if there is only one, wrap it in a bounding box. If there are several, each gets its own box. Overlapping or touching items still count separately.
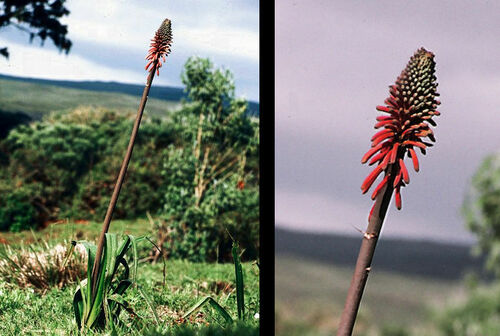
[182,296,234,324]
[137,284,160,325]
[232,242,245,320]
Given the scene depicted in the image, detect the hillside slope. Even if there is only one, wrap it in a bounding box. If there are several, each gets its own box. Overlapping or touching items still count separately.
[0,74,260,117]
[276,226,488,280]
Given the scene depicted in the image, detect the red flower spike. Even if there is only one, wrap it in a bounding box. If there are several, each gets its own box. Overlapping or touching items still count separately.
[361,142,387,164]
[145,18,173,76]
[389,142,400,164]
[399,158,410,184]
[393,170,402,188]
[361,165,383,194]
[360,48,440,210]
[368,203,376,222]
[376,105,391,113]
[368,148,390,165]
[371,175,389,200]
[380,151,392,170]
[376,115,393,122]
[409,148,419,172]
[371,132,394,148]
[371,129,393,142]
[395,186,402,210]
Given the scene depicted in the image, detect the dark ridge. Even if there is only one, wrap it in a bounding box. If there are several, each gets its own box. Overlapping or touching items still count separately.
[276,226,491,281]
[0,73,260,117]
[0,110,33,139]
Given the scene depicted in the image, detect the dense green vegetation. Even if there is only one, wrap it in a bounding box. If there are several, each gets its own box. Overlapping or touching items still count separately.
[432,152,500,335]
[0,57,259,262]
[0,220,259,335]
[0,57,260,335]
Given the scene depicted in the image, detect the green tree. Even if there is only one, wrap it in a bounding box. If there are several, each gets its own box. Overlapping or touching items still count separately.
[436,285,500,336]
[158,57,259,262]
[0,0,72,58]
[434,153,500,335]
[463,153,500,275]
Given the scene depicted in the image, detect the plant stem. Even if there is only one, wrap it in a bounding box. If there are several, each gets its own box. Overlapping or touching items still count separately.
[336,170,395,336]
[90,61,158,298]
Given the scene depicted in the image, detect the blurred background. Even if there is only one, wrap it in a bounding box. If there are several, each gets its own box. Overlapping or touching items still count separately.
[276,1,500,335]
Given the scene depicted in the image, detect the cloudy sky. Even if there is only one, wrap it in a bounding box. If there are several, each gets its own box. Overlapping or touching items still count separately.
[276,0,500,243]
[0,0,259,101]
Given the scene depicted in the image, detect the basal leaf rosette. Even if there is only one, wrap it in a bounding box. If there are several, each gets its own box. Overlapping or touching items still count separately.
[361,48,440,210]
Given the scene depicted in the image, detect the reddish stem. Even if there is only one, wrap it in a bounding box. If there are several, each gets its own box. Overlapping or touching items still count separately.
[336,166,395,336]
[90,60,158,299]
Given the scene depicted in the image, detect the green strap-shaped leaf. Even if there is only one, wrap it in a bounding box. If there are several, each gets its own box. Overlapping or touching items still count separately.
[182,296,234,324]
[232,242,245,320]
[137,284,160,325]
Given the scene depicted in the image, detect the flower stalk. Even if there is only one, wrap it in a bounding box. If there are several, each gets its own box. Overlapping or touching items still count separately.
[90,18,172,299]
[337,48,440,335]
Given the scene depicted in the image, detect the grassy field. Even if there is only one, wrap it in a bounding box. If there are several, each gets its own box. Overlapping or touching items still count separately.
[275,254,472,336]
[0,220,259,335]
[0,78,180,120]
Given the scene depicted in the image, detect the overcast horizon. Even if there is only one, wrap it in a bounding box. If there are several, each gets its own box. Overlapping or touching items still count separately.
[276,0,500,244]
[0,1,259,102]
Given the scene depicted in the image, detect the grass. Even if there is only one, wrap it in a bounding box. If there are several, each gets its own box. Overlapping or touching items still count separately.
[0,219,152,247]
[275,254,469,336]
[0,78,180,120]
[0,220,259,335]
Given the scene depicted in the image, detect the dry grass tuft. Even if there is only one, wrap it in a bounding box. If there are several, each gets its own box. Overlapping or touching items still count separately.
[0,240,87,293]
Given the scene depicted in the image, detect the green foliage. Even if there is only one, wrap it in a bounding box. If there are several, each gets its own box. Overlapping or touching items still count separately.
[434,153,500,335]
[0,0,72,58]
[0,220,260,333]
[0,185,37,231]
[232,242,245,320]
[142,322,259,336]
[182,241,252,325]
[463,153,500,275]
[379,324,411,336]
[158,57,259,262]
[73,233,151,331]
[0,253,260,334]
[0,57,259,265]
[0,107,174,230]
[436,286,500,336]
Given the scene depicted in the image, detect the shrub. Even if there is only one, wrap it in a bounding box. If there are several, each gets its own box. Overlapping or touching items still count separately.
[0,107,176,230]
[155,57,259,262]
[0,184,38,232]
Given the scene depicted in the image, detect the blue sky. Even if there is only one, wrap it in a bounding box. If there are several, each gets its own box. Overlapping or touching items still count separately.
[0,0,259,102]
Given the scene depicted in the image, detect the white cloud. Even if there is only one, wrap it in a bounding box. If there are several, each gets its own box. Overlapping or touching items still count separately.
[0,0,258,100]
[0,37,153,85]
[64,0,258,62]
[175,26,258,62]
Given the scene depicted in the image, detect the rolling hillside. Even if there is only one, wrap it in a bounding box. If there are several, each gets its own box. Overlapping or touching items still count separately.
[0,73,259,139]
[276,226,488,280]
[276,227,490,335]
[0,73,260,117]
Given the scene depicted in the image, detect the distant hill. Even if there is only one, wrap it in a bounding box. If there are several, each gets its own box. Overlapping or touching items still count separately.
[0,73,260,116]
[276,226,489,280]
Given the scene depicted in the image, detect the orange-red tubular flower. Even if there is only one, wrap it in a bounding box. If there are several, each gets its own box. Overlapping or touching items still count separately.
[360,48,440,210]
[145,18,173,76]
